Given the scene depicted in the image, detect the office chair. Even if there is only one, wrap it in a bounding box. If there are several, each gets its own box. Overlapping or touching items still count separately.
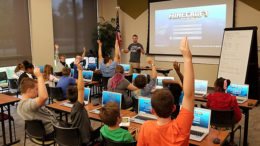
[0,71,9,93]
[101,134,137,146]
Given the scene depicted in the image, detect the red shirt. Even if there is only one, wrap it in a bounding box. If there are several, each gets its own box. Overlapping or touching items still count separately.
[206,92,242,123]
[137,108,194,146]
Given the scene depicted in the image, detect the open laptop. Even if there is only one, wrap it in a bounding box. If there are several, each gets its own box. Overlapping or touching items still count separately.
[83,70,93,82]
[190,107,211,142]
[120,64,130,73]
[60,88,90,108]
[156,76,174,89]
[130,97,157,124]
[195,80,208,97]
[90,91,122,114]
[226,84,249,104]
[132,73,147,82]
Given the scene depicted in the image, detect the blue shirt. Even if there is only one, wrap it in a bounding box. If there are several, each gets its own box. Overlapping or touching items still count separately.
[99,61,118,77]
[56,76,76,98]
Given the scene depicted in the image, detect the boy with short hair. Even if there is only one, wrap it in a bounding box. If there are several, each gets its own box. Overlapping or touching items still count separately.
[137,36,194,146]
[99,102,137,142]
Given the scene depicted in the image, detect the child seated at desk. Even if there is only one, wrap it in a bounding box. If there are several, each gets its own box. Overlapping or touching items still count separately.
[137,36,195,146]
[43,64,59,87]
[206,77,242,123]
[99,102,138,142]
[133,57,157,98]
[67,62,99,145]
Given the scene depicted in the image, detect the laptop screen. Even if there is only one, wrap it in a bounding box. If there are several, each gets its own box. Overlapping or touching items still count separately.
[120,64,130,73]
[82,70,93,81]
[195,80,208,94]
[71,69,74,76]
[102,91,122,106]
[227,84,249,97]
[38,65,44,73]
[157,76,174,86]
[84,88,90,102]
[192,108,211,129]
[138,97,152,115]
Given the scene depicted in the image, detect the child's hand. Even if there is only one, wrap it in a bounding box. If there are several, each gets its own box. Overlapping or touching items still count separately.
[55,43,59,50]
[97,40,102,46]
[135,128,140,140]
[146,57,154,65]
[173,61,180,72]
[180,36,191,59]
[34,67,41,78]
[74,60,83,71]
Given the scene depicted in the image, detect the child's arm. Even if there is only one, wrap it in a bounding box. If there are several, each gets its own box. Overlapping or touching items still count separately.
[35,67,48,107]
[114,40,120,63]
[173,61,184,84]
[179,36,194,112]
[97,40,103,63]
[81,47,86,60]
[75,61,84,104]
[147,57,157,79]
[54,44,59,63]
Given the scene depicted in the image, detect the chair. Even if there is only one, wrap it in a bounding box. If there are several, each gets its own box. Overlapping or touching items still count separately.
[210,109,242,146]
[49,87,64,103]
[102,77,110,91]
[24,120,55,146]
[8,79,19,97]
[52,123,81,146]
[0,72,9,93]
[101,134,137,146]
[45,84,51,104]
[0,113,17,141]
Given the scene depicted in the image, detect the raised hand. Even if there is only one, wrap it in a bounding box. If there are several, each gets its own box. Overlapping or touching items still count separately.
[180,36,191,59]
[97,40,102,46]
[34,67,41,78]
[83,47,86,52]
[55,44,59,50]
[146,57,154,65]
[173,61,180,72]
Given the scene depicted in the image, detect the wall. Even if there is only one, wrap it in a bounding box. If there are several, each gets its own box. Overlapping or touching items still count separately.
[98,0,260,86]
[29,0,54,66]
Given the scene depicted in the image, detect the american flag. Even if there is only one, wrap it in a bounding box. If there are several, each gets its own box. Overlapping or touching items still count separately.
[115,9,121,56]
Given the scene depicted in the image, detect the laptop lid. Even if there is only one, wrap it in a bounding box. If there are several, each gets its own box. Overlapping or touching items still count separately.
[84,88,90,102]
[226,84,249,98]
[102,91,122,107]
[132,73,147,82]
[120,64,130,73]
[157,76,174,87]
[195,80,208,95]
[191,107,211,133]
[138,97,154,117]
[83,70,93,81]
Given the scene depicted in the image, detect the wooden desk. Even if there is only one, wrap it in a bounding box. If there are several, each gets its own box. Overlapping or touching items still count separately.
[124,111,229,146]
[0,94,20,146]
[133,67,172,76]
[195,97,258,146]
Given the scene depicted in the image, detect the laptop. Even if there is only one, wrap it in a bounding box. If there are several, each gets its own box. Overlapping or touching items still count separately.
[195,80,208,97]
[70,69,74,76]
[190,107,211,142]
[90,91,122,114]
[38,65,44,73]
[132,73,147,82]
[60,88,90,108]
[83,70,93,82]
[120,64,130,73]
[130,97,157,124]
[226,84,249,104]
[156,76,174,89]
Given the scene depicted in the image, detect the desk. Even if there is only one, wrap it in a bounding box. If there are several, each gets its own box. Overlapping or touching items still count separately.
[133,67,172,76]
[124,111,229,146]
[0,94,20,146]
[195,97,258,146]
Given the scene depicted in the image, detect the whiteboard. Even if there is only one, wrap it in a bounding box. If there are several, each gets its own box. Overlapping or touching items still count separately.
[217,29,253,84]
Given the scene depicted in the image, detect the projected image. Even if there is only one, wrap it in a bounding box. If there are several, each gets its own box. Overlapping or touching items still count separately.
[192,108,210,128]
[120,64,130,73]
[195,80,208,93]
[83,71,93,80]
[102,91,122,105]
[157,76,174,86]
[84,88,90,101]
[153,4,226,55]
[227,84,249,97]
[139,98,152,114]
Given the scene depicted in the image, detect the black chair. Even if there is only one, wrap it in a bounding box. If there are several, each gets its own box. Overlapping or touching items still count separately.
[45,84,51,104]
[0,71,9,93]
[210,109,241,146]
[0,113,17,141]
[102,77,110,91]
[49,87,64,103]
[24,120,55,146]
[52,123,81,146]
[8,78,19,97]
[101,134,137,146]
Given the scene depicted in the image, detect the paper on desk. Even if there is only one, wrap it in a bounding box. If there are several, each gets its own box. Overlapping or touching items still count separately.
[119,117,130,126]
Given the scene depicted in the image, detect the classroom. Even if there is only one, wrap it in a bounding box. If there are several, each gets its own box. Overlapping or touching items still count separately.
[0,0,260,146]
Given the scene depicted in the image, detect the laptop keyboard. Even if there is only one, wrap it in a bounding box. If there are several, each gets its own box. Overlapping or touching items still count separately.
[190,130,204,137]
[135,116,155,121]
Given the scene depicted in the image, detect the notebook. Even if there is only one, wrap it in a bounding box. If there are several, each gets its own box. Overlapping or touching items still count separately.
[226,84,249,104]
[190,107,211,142]
[90,91,122,114]
[195,80,208,97]
[132,73,147,82]
[83,70,93,82]
[120,64,130,73]
[156,76,174,89]
[130,97,157,124]
[60,88,90,108]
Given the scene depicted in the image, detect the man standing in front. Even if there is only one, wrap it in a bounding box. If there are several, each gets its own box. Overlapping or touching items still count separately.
[121,34,145,73]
